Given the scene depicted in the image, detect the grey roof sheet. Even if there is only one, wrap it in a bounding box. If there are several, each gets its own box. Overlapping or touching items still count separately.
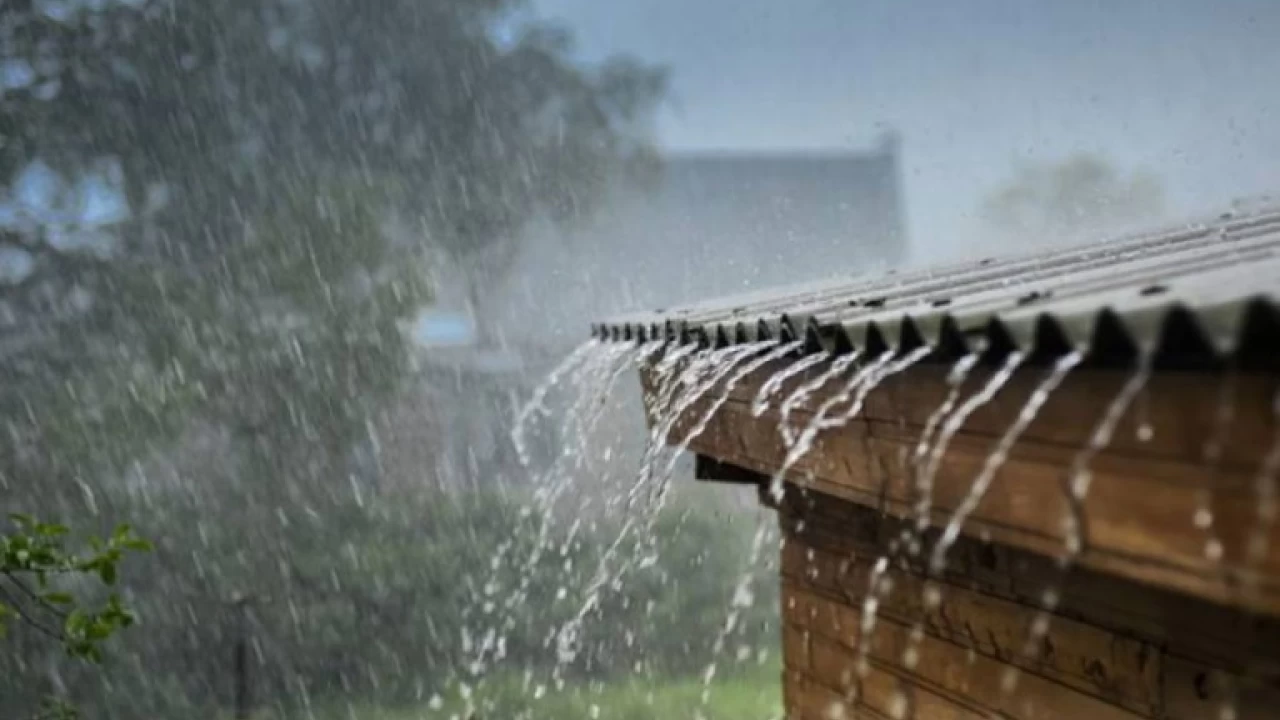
[592,206,1280,366]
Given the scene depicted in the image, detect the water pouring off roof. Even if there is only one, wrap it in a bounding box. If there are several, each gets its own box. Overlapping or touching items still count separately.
[590,201,1280,720]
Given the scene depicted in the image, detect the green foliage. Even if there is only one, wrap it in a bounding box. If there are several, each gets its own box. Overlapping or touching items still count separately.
[981,153,1165,244]
[1,0,666,518]
[316,662,782,720]
[1,514,150,661]
[1,0,671,717]
[32,697,78,720]
[0,488,776,719]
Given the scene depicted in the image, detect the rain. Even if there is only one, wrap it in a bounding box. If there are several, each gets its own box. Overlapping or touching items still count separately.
[3,2,1280,720]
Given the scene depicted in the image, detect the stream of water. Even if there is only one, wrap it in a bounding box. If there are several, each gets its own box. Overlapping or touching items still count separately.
[999,355,1153,699]
[463,333,1266,719]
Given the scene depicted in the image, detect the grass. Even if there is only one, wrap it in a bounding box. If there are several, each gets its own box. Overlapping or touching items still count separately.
[311,663,782,720]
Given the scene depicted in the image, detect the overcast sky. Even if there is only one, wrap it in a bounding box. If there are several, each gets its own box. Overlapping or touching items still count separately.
[531,0,1280,258]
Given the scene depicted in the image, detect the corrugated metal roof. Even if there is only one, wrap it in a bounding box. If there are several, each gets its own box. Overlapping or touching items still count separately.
[591,205,1280,367]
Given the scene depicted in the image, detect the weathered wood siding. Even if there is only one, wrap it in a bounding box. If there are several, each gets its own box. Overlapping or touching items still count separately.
[778,491,1280,720]
[639,353,1280,718]
[644,358,1280,614]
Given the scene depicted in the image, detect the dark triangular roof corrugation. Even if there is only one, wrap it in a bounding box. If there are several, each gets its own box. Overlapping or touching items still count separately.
[591,206,1280,368]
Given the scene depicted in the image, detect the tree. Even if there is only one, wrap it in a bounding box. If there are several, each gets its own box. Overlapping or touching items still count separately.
[1,0,664,507]
[1,0,665,715]
[1,514,150,719]
[981,153,1165,245]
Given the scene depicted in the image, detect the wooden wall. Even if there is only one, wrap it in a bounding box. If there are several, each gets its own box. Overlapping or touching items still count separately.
[638,352,1280,718]
[649,358,1280,614]
[778,490,1280,720]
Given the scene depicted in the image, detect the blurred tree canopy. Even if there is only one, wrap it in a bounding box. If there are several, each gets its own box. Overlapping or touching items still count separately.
[1,0,667,714]
[0,0,666,506]
[981,153,1165,245]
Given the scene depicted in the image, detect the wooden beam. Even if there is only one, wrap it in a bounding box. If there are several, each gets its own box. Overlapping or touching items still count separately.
[640,357,1280,615]
[780,491,1280,720]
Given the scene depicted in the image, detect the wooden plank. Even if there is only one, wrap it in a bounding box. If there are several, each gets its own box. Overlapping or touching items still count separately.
[783,620,812,674]
[783,545,1163,716]
[682,393,1280,614]
[698,358,1279,473]
[638,352,1280,717]
[803,599,1146,720]
[787,662,990,720]
[1162,656,1280,720]
[781,491,1280,718]
[780,489,1280,677]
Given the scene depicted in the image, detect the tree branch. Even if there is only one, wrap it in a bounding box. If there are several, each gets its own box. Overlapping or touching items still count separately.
[1,571,69,620]
[0,578,65,643]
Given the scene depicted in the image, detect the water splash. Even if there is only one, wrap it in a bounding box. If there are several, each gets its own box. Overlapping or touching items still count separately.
[639,340,804,520]
[816,347,933,434]
[458,339,651,709]
[907,351,1082,684]
[554,342,777,679]
[511,339,600,467]
[764,350,894,504]
[780,351,862,446]
[626,343,765,512]
[854,350,1028,687]
[698,512,775,713]
[1000,354,1152,698]
[678,340,805,462]
[616,341,771,542]
[907,353,981,545]
[1197,373,1238,568]
[752,351,828,417]
[1060,357,1153,563]
[1245,391,1280,589]
[927,349,1078,577]
[710,345,936,711]
[912,351,1023,538]
[774,346,935,507]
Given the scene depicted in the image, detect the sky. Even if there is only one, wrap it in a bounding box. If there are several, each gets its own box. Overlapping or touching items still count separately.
[531,0,1280,259]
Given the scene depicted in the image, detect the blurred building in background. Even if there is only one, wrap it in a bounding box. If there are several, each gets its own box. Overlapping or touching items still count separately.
[490,132,909,349]
[385,134,910,490]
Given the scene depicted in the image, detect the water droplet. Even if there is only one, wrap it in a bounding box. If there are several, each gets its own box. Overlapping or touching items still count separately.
[1205,539,1224,562]
[1000,666,1021,693]
[1030,614,1051,638]
[1194,508,1214,529]
[888,690,909,719]
[1137,422,1154,443]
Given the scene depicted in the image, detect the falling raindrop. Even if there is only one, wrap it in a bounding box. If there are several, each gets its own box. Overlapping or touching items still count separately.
[780,351,862,446]
[1003,352,1153,701]
[928,349,1077,577]
[752,351,828,417]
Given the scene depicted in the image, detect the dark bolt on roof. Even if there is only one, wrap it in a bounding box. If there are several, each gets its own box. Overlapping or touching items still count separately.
[591,205,1280,370]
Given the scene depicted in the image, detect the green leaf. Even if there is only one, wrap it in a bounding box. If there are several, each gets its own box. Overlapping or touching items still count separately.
[65,609,86,636]
[120,537,153,552]
[99,562,117,586]
[9,513,35,527]
[43,592,75,605]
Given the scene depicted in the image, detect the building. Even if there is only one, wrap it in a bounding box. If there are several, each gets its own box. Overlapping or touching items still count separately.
[489,135,908,350]
[389,135,909,491]
[596,205,1280,719]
